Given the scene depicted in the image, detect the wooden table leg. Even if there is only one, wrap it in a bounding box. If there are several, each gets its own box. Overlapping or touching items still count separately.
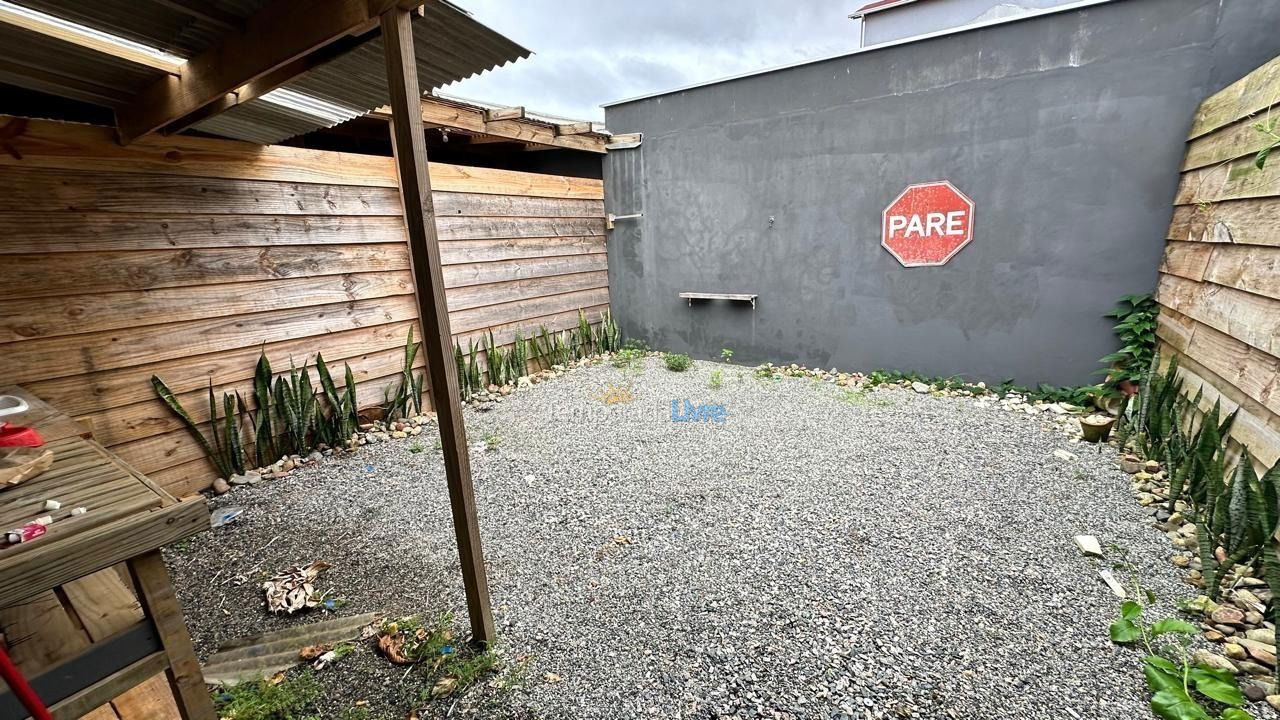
[126,552,214,720]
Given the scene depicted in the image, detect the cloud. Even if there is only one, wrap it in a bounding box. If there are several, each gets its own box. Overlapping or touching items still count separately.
[446,0,863,121]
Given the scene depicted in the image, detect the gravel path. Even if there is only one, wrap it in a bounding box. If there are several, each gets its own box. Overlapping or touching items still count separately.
[167,357,1234,720]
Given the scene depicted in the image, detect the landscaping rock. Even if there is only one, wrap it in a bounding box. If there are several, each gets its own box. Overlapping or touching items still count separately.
[1212,607,1247,626]
[1193,650,1238,674]
[212,477,231,495]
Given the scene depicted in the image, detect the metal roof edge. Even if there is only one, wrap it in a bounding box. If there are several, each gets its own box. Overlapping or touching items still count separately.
[850,0,923,19]
[601,0,1116,109]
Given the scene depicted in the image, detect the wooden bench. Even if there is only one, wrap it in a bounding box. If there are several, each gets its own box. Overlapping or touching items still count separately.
[0,387,213,720]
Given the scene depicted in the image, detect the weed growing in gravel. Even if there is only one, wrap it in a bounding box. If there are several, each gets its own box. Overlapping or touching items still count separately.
[484,433,501,451]
[663,353,693,372]
[408,442,424,453]
[708,369,723,389]
[382,614,504,710]
[721,348,734,362]
[838,389,867,405]
[212,669,322,720]
[612,348,646,370]
[1108,555,1253,720]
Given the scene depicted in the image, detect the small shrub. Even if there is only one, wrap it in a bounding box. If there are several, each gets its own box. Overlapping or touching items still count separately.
[663,353,693,372]
[708,369,723,389]
[612,348,645,369]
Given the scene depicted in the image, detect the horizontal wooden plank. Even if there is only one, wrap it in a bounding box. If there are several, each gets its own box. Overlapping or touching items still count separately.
[0,115,398,187]
[1184,114,1275,170]
[2,295,421,385]
[1189,55,1280,139]
[1167,198,1280,247]
[0,167,405,216]
[1162,346,1280,469]
[440,236,606,264]
[0,244,410,300]
[1155,309,1198,355]
[1201,243,1280,301]
[434,216,605,241]
[450,287,611,335]
[1158,306,1280,418]
[25,321,423,418]
[0,213,408,253]
[1157,273,1280,357]
[1159,240,1213,281]
[91,346,428,448]
[442,253,607,289]
[1175,156,1280,205]
[433,193,603,219]
[0,213,605,259]
[0,271,414,342]
[0,116,605,199]
[447,271,608,312]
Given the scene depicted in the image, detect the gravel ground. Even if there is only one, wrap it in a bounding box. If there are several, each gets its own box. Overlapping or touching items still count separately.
[166,356,1247,720]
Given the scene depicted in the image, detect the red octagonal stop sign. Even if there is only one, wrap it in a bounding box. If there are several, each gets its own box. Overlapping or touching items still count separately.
[881,181,975,267]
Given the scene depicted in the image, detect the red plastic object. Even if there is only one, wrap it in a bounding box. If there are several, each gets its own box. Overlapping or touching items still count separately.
[0,423,42,448]
[0,645,53,720]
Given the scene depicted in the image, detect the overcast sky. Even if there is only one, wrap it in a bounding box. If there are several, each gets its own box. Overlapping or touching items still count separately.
[447,1,864,122]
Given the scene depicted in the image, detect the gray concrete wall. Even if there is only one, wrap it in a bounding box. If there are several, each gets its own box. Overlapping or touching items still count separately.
[863,0,1075,46]
[603,0,1280,387]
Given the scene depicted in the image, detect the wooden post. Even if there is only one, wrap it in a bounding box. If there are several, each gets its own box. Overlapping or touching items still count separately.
[379,7,496,645]
[126,551,216,720]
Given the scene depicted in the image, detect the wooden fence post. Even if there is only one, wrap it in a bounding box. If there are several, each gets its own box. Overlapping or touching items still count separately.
[380,7,496,646]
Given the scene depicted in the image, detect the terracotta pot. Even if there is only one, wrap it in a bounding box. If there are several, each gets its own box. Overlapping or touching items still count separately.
[1080,415,1116,443]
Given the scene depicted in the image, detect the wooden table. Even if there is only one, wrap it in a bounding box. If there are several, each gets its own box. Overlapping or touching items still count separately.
[0,387,213,720]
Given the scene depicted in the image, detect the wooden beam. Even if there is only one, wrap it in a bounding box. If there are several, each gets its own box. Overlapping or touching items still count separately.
[371,97,607,153]
[484,106,524,121]
[149,0,243,31]
[554,121,594,136]
[116,0,407,144]
[0,5,184,74]
[380,7,496,646]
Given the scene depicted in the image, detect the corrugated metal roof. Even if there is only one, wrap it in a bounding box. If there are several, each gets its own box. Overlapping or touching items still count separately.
[0,0,529,145]
[192,3,529,145]
[14,0,267,56]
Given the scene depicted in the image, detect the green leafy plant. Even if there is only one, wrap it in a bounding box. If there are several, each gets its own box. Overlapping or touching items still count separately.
[454,339,483,402]
[1109,571,1252,720]
[612,348,645,369]
[408,442,425,454]
[382,328,423,420]
[1099,293,1159,391]
[152,377,246,479]
[211,669,323,720]
[535,326,573,368]
[383,614,502,708]
[483,432,501,450]
[665,351,696,368]
[721,348,734,362]
[484,330,510,388]
[708,369,723,389]
[598,310,621,353]
[1255,114,1279,170]
[315,353,358,447]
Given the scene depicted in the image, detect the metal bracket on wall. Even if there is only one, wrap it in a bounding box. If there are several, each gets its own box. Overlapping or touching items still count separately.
[679,292,757,309]
[606,212,642,230]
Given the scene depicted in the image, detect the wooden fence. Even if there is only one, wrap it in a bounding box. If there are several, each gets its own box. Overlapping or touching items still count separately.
[1156,55,1280,472]
[0,116,608,496]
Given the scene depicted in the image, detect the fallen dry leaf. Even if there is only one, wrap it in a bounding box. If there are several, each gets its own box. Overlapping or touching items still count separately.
[544,672,562,684]
[266,671,286,686]
[378,633,411,665]
[298,644,330,661]
[431,676,458,697]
